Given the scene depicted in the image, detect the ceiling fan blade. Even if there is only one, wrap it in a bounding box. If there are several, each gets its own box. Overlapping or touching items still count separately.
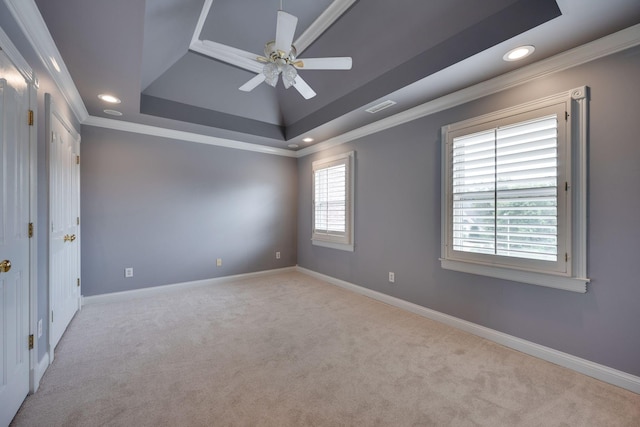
[239,74,266,92]
[294,57,352,70]
[292,75,316,99]
[192,40,263,73]
[275,11,298,55]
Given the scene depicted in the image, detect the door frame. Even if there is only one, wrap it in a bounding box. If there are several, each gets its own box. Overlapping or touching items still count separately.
[0,27,40,393]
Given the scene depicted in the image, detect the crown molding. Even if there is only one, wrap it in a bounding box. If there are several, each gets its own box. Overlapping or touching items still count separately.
[4,0,88,123]
[84,116,297,158]
[0,23,35,84]
[294,0,358,54]
[297,23,640,157]
[6,0,639,159]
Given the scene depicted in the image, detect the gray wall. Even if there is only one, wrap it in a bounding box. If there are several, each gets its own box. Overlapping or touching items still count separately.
[80,126,297,296]
[297,46,640,376]
[0,3,81,363]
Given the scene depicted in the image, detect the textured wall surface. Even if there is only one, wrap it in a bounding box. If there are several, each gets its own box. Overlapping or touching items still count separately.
[297,46,640,376]
[80,126,297,296]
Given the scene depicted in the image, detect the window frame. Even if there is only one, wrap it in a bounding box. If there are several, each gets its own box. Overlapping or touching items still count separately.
[441,87,590,293]
[312,151,355,251]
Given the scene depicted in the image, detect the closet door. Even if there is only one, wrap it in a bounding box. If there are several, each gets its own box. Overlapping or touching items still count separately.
[48,95,80,358]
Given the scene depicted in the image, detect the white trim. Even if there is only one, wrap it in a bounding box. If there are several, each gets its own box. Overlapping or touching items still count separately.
[6,0,639,160]
[83,116,297,158]
[33,352,49,392]
[4,0,89,123]
[294,0,358,54]
[0,24,35,84]
[296,23,640,157]
[311,239,354,252]
[28,79,39,394]
[439,259,587,293]
[311,151,355,250]
[439,87,590,292]
[191,0,213,46]
[82,267,297,306]
[296,267,640,394]
[571,88,589,282]
[189,0,356,60]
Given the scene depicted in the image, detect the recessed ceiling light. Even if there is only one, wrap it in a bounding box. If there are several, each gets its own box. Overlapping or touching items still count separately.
[288,144,299,149]
[302,138,314,143]
[104,109,123,116]
[503,45,535,62]
[98,93,121,104]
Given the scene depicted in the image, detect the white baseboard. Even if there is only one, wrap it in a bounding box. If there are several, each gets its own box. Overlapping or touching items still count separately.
[296,266,640,395]
[82,267,298,305]
[32,352,49,393]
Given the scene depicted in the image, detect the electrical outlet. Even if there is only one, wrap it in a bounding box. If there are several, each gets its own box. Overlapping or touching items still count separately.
[125,267,133,278]
[216,258,222,267]
[276,251,281,259]
[389,272,395,283]
[37,319,43,338]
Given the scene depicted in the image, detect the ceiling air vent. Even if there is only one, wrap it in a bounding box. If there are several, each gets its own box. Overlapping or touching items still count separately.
[365,100,396,114]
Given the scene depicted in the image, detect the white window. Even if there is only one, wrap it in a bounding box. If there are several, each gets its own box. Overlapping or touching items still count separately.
[441,87,590,292]
[312,151,354,251]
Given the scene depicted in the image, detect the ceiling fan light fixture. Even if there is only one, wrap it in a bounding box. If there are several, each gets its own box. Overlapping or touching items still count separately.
[263,63,279,87]
[238,10,351,99]
[282,64,297,89]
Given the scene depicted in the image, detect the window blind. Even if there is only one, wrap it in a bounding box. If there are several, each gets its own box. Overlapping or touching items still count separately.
[452,115,558,262]
[314,163,347,235]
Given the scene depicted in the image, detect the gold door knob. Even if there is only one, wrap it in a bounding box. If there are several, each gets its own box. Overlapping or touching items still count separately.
[0,259,11,273]
[70,234,76,242]
[64,234,71,242]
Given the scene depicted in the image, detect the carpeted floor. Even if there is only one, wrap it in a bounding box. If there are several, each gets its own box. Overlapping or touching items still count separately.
[11,272,640,426]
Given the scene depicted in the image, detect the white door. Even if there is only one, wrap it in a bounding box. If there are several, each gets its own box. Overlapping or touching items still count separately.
[0,54,31,427]
[48,96,80,357]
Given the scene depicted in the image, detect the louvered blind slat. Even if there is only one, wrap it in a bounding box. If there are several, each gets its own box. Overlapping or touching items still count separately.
[452,115,558,261]
[314,163,347,234]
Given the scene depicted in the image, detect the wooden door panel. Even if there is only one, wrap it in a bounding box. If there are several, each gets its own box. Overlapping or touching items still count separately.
[0,56,31,427]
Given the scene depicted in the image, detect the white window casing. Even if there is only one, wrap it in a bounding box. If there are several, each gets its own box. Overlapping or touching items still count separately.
[441,87,590,293]
[312,151,355,251]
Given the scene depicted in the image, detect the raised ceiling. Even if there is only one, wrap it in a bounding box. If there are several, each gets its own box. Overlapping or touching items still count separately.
[32,0,640,151]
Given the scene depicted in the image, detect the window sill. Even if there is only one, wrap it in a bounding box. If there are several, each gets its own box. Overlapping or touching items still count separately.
[312,239,354,252]
[440,258,589,293]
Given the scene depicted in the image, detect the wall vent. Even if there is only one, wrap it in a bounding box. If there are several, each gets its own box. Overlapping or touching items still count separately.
[365,100,396,114]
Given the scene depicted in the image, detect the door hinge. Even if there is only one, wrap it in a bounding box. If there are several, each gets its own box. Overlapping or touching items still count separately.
[76,155,80,165]
[565,182,569,191]
[77,278,80,287]
[29,222,34,238]
[565,111,569,121]
[77,216,80,225]
[29,334,34,350]
[28,109,34,126]
[51,311,54,323]
[565,253,569,262]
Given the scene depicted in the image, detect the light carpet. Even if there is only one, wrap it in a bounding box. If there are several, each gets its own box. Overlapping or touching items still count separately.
[11,272,640,426]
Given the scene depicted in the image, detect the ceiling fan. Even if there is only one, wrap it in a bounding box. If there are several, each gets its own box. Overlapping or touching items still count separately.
[189,0,354,100]
[236,8,353,99]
